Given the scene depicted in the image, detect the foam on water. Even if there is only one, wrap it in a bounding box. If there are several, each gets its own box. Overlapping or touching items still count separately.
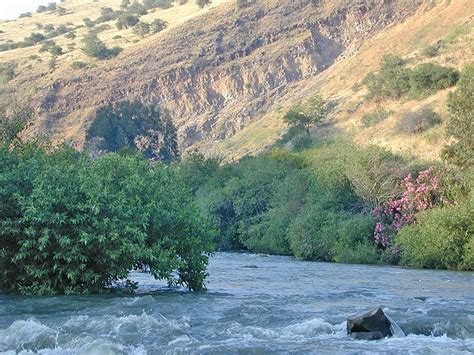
[0,253,473,354]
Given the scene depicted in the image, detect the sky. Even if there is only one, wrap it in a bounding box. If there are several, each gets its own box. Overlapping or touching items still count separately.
[0,0,58,20]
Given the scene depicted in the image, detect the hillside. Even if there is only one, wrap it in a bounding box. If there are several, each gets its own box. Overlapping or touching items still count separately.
[0,0,473,161]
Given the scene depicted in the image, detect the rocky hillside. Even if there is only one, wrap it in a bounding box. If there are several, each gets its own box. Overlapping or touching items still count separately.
[0,0,472,159]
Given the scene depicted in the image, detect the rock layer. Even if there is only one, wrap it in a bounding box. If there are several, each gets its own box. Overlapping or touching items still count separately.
[32,0,424,152]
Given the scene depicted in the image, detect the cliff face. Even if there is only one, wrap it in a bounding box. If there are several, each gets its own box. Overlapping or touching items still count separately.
[34,0,423,151]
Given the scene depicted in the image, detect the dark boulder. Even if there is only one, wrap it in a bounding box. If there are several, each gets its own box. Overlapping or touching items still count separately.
[347,307,393,339]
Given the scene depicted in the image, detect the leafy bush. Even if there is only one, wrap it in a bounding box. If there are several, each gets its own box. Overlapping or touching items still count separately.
[290,132,314,151]
[82,32,122,59]
[443,62,474,168]
[0,148,215,295]
[363,54,411,99]
[24,33,46,45]
[0,62,16,84]
[133,22,151,37]
[421,41,443,57]
[345,145,407,209]
[409,63,459,98]
[396,195,473,270]
[398,106,442,134]
[150,18,168,33]
[361,108,393,127]
[86,100,179,162]
[116,14,140,29]
[364,55,459,99]
[71,61,87,69]
[330,215,379,264]
[19,12,32,18]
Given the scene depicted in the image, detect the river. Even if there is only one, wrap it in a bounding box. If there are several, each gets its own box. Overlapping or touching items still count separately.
[0,252,473,354]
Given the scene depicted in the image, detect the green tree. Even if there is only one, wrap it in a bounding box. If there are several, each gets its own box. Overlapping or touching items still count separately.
[82,32,122,59]
[116,14,140,30]
[443,63,474,168]
[86,100,179,162]
[0,149,215,295]
[24,32,46,45]
[283,95,326,133]
[133,21,151,37]
[150,18,168,33]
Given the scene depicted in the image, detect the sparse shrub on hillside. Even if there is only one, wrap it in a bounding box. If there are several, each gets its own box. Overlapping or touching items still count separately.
[65,31,76,39]
[443,63,474,169]
[116,14,140,30]
[48,57,57,70]
[44,24,55,33]
[363,54,411,99]
[24,33,46,45]
[93,24,112,33]
[101,7,114,15]
[398,106,442,134]
[150,18,168,33]
[364,54,459,99]
[409,63,459,98]
[121,0,131,9]
[421,41,444,58]
[133,21,151,37]
[361,108,393,127]
[127,2,148,15]
[39,40,56,53]
[143,0,173,10]
[36,5,47,13]
[179,0,189,4]
[83,17,95,28]
[19,12,32,18]
[46,2,57,12]
[82,32,122,59]
[196,0,211,8]
[86,101,179,162]
[49,45,63,56]
[0,62,17,84]
[71,61,87,69]
[56,6,67,15]
[46,24,73,38]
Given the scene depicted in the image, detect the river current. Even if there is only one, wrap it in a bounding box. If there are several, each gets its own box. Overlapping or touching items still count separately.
[0,252,473,354]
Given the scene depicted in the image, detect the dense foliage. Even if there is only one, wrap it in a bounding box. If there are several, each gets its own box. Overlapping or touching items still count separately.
[443,63,474,169]
[86,101,179,162]
[397,192,473,270]
[183,139,402,263]
[82,32,122,59]
[0,147,214,295]
[364,54,459,99]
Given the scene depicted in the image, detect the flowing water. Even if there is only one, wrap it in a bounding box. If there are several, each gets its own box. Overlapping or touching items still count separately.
[1,253,473,354]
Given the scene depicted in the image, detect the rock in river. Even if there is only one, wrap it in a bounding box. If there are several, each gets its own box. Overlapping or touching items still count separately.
[347,307,395,340]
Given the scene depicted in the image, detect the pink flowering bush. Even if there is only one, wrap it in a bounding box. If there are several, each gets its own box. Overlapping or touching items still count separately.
[372,166,457,250]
